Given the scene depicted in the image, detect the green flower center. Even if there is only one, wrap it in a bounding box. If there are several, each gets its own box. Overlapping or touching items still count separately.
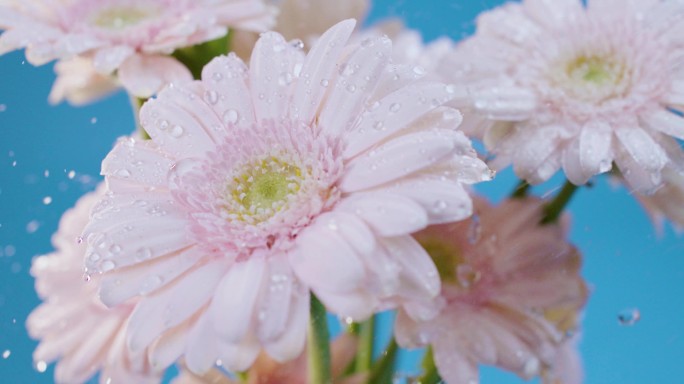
[566,55,622,86]
[230,157,302,222]
[92,7,151,30]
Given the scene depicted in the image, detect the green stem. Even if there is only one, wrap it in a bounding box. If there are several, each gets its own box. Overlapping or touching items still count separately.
[308,294,331,384]
[365,338,398,384]
[355,317,375,372]
[510,179,531,199]
[541,181,579,225]
[416,347,442,384]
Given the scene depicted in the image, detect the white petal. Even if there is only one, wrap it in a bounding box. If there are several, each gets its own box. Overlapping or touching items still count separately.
[340,130,458,192]
[579,120,614,176]
[640,109,684,140]
[317,35,391,137]
[615,124,668,175]
[290,19,356,123]
[201,54,256,127]
[263,289,309,362]
[337,192,428,237]
[102,137,175,188]
[119,54,192,98]
[379,236,440,301]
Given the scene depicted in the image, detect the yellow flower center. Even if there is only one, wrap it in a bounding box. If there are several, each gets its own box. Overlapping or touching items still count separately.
[566,55,622,86]
[229,157,303,222]
[92,7,151,30]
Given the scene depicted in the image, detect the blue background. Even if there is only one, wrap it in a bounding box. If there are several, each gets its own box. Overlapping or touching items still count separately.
[1,0,683,382]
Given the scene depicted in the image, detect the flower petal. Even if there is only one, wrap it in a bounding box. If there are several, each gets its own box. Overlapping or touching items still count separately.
[337,192,428,237]
[119,54,192,98]
[201,54,256,127]
[640,109,684,140]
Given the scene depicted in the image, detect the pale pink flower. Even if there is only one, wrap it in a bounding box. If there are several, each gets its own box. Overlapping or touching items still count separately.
[82,20,491,374]
[27,185,159,384]
[48,56,119,105]
[395,198,588,384]
[633,166,684,233]
[172,334,363,384]
[0,0,275,97]
[441,0,684,193]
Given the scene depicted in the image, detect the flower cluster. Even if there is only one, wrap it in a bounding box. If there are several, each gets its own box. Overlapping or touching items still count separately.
[7,0,683,383]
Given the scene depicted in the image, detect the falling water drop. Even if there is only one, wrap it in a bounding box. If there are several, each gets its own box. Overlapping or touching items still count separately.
[617,308,641,326]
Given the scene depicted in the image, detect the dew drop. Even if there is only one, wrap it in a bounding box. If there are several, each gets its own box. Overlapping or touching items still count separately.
[2,350,10,359]
[109,244,121,254]
[389,103,401,113]
[320,79,329,87]
[101,260,116,272]
[212,72,223,82]
[170,125,184,138]
[82,272,91,282]
[26,220,40,234]
[140,275,163,294]
[289,39,304,49]
[42,196,52,205]
[618,308,640,326]
[346,84,356,93]
[373,121,384,131]
[204,90,219,105]
[278,72,293,86]
[223,109,239,124]
[67,170,76,179]
[35,360,47,373]
[135,247,152,261]
[116,169,131,178]
[445,84,457,94]
[412,66,426,76]
[158,119,169,130]
[432,200,448,213]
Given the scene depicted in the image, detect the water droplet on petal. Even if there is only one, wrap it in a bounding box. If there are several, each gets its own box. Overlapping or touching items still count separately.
[412,66,426,76]
[116,169,131,178]
[170,125,184,138]
[35,360,47,373]
[212,72,223,82]
[389,103,401,113]
[101,260,116,272]
[204,90,219,105]
[223,109,239,124]
[320,79,329,87]
[278,72,293,86]
[135,247,152,261]
[432,200,448,213]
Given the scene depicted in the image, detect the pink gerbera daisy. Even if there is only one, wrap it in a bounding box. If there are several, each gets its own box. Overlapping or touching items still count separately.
[0,0,274,97]
[442,0,684,193]
[82,20,491,374]
[395,197,588,384]
[27,186,158,384]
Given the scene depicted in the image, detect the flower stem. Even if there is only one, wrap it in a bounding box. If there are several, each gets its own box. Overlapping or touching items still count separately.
[128,96,150,139]
[541,181,579,225]
[365,338,398,384]
[308,294,332,384]
[355,316,375,372]
[510,179,531,198]
[416,347,442,384]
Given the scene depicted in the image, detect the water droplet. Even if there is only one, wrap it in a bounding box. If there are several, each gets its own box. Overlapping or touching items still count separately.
[42,196,52,205]
[445,84,457,94]
[290,39,304,49]
[101,260,116,272]
[468,215,481,244]
[212,72,223,82]
[35,360,47,373]
[2,350,10,359]
[320,79,329,87]
[278,72,293,86]
[204,90,219,105]
[523,357,540,376]
[26,220,40,234]
[346,84,356,93]
[76,236,83,244]
[158,119,169,130]
[618,308,640,326]
[343,317,354,325]
[90,117,98,124]
[412,66,426,76]
[109,244,121,254]
[82,272,91,282]
[373,121,384,130]
[432,200,448,213]
[67,170,76,179]
[170,125,184,138]
[389,103,401,113]
[223,109,239,124]
[116,169,131,178]
[140,275,163,294]
[136,247,152,261]
[43,170,49,177]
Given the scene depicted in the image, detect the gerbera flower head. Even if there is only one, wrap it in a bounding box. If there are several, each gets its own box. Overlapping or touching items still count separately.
[395,197,588,384]
[82,19,491,374]
[0,0,275,97]
[27,185,158,384]
[442,0,684,193]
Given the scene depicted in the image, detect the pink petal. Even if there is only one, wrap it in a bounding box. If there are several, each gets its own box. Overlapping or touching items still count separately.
[470,86,537,121]
[562,138,591,185]
[217,336,260,372]
[315,288,378,320]
[249,31,304,121]
[511,126,564,184]
[256,256,296,342]
[200,54,256,128]
[523,0,583,29]
[185,313,220,374]
[263,289,309,362]
[148,321,191,371]
[340,130,458,192]
[641,108,684,140]
[317,35,391,137]
[289,220,366,293]
[615,124,668,176]
[579,120,614,176]
[289,19,356,124]
[210,256,265,342]
[344,82,462,158]
[139,93,217,160]
[93,45,135,74]
[127,260,228,352]
[337,192,428,237]
[432,341,479,384]
[99,247,203,307]
[379,236,440,303]
[118,54,192,98]
[101,138,175,189]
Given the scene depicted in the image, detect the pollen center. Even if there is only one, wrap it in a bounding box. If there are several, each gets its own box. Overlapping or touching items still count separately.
[566,55,621,85]
[92,7,151,29]
[229,157,302,222]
